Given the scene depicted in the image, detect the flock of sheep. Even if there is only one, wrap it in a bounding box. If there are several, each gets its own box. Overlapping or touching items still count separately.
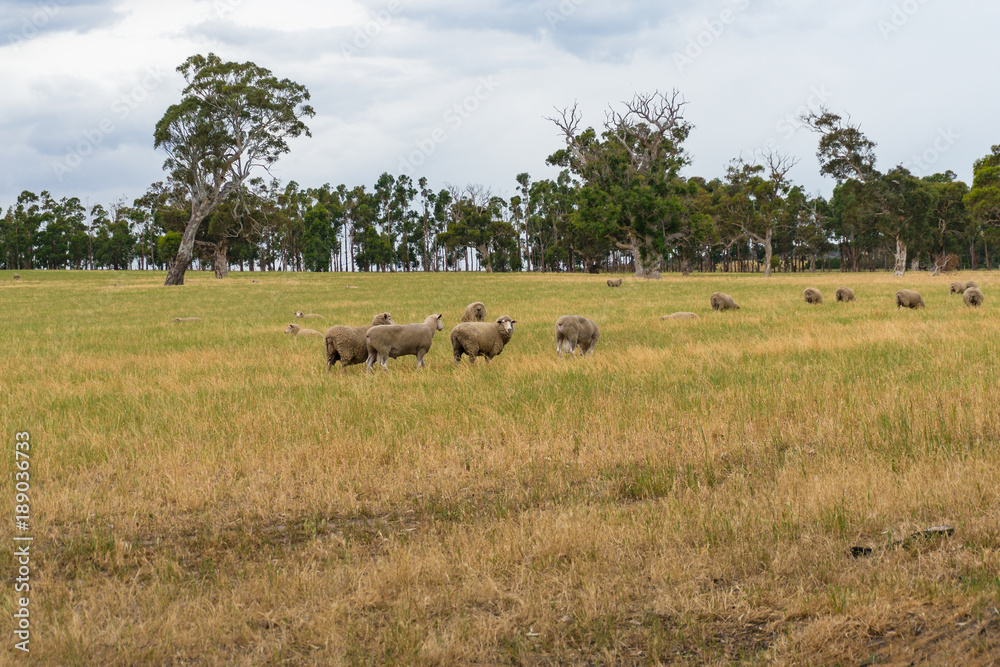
[277,278,986,373]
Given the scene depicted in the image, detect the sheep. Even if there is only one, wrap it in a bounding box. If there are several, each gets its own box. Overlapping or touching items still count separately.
[346,285,359,289]
[835,286,857,302]
[172,317,202,323]
[324,312,394,372]
[13,273,21,280]
[555,315,600,357]
[949,281,967,295]
[451,316,517,365]
[461,302,487,322]
[803,287,823,304]
[295,311,324,319]
[659,312,700,320]
[607,278,623,287]
[365,314,444,372]
[965,280,980,290]
[710,292,740,311]
[963,287,985,307]
[895,289,926,309]
[285,323,323,336]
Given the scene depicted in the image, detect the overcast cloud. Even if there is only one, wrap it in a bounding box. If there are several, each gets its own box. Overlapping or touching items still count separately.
[2,0,998,210]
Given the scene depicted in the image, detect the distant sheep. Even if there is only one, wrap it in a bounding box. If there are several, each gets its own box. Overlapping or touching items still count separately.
[555,315,600,357]
[451,315,517,365]
[803,287,823,304]
[366,314,444,372]
[963,287,985,307]
[710,292,740,311]
[461,302,487,322]
[607,278,623,287]
[895,289,926,309]
[660,312,700,320]
[295,311,323,319]
[13,273,21,280]
[835,287,857,302]
[172,317,202,323]
[949,281,967,295]
[285,323,323,336]
[324,312,394,372]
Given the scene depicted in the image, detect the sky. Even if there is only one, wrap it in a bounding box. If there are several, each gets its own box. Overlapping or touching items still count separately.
[2,0,998,211]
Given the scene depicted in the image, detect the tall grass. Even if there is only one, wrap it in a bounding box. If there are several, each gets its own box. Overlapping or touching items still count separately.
[2,269,998,664]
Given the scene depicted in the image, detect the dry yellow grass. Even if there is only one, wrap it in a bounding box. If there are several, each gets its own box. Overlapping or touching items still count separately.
[1,269,999,664]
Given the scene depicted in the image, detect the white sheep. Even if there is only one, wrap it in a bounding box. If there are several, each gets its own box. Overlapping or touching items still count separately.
[555,315,599,357]
[365,314,444,372]
[285,323,323,336]
[450,316,517,365]
[295,311,324,319]
[324,312,394,372]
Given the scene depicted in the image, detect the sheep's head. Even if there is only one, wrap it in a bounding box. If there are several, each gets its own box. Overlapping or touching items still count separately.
[284,324,300,334]
[372,312,394,326]
[294,311,304,318]
[434,314,443,331]
[495,315,516,335]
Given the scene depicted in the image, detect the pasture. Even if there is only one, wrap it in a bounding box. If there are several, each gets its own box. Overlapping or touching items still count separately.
[1,269,999,665]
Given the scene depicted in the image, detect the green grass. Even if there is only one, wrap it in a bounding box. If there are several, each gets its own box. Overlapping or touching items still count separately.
[2,268,999,664]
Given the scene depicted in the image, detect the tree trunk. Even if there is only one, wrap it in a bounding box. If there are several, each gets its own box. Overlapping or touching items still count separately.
[165,208,209,285]
[893,234,907,277]
[763,227,773,277]
[910,256,920,273]
[809,253,817,272]
[680,257,691,276]
[214,240,229,279]
[625,234,662,279]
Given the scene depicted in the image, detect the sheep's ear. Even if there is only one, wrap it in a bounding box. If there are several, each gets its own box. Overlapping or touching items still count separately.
[511,320,517,324]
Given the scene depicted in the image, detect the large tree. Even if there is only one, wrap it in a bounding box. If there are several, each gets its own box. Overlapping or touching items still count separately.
[964,145,1000,269]
[155,53,314,285]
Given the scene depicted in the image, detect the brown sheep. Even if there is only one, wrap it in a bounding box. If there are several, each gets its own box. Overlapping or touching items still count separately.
[803,287,823,304]
[835,286,857,302]
[461,302,487,322]
[895,289,925,309]
[555,315,600,357]
[324,312,394,372]
[965,280,980,290]
[366,314,444,372]
[949,281,967,295]
[963,287,985,307]
[607,278,623,287]
[13,273,21,280]
[451,316,517,365]
[710,292,740,311]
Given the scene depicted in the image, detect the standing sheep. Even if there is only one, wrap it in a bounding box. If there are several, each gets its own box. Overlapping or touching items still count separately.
[835,286,857,302]
[710,292,740,311]
[366,314,444,372]
[803,287,823,304]
[13,273,21,280]
[555,315,600,357]
[460,302,487,322]
[285,323,323,336]
[949,281,967,295]
[324,312,394,372]
[895,289,926,309]
[295,311,324,319]
[607,278,623,287]
[963,287,985,307]
[451,316,517,365]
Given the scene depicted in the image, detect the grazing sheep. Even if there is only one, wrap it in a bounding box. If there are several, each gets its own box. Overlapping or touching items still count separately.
[555,315,600,357]
[346,285,359,289]
[285,323,323,336]
[949,281,967,295]
[295,311,324,319]
[835,286,857,302]
[324,312,394,372]
[366,314,444,372]
[710,292,740,311]
[13,273,21,280]
[451,316,517,365]
[461,302,487,322]
[607,278,623,287]
[660,312,700,320]
[172,317,202,323]
[803,287,823,304]
[965,280,980,290]
[895,289,926,309]
[963,287,985,307]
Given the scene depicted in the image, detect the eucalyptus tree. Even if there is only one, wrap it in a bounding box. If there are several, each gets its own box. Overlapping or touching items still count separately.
[547,90,692,278]
[965,145,1000,269]
[155,53,314,284]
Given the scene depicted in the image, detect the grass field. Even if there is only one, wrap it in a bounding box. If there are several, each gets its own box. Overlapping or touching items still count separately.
[1,268,999,665]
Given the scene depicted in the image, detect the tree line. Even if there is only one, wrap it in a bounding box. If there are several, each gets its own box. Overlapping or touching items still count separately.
[3,55,999,278]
